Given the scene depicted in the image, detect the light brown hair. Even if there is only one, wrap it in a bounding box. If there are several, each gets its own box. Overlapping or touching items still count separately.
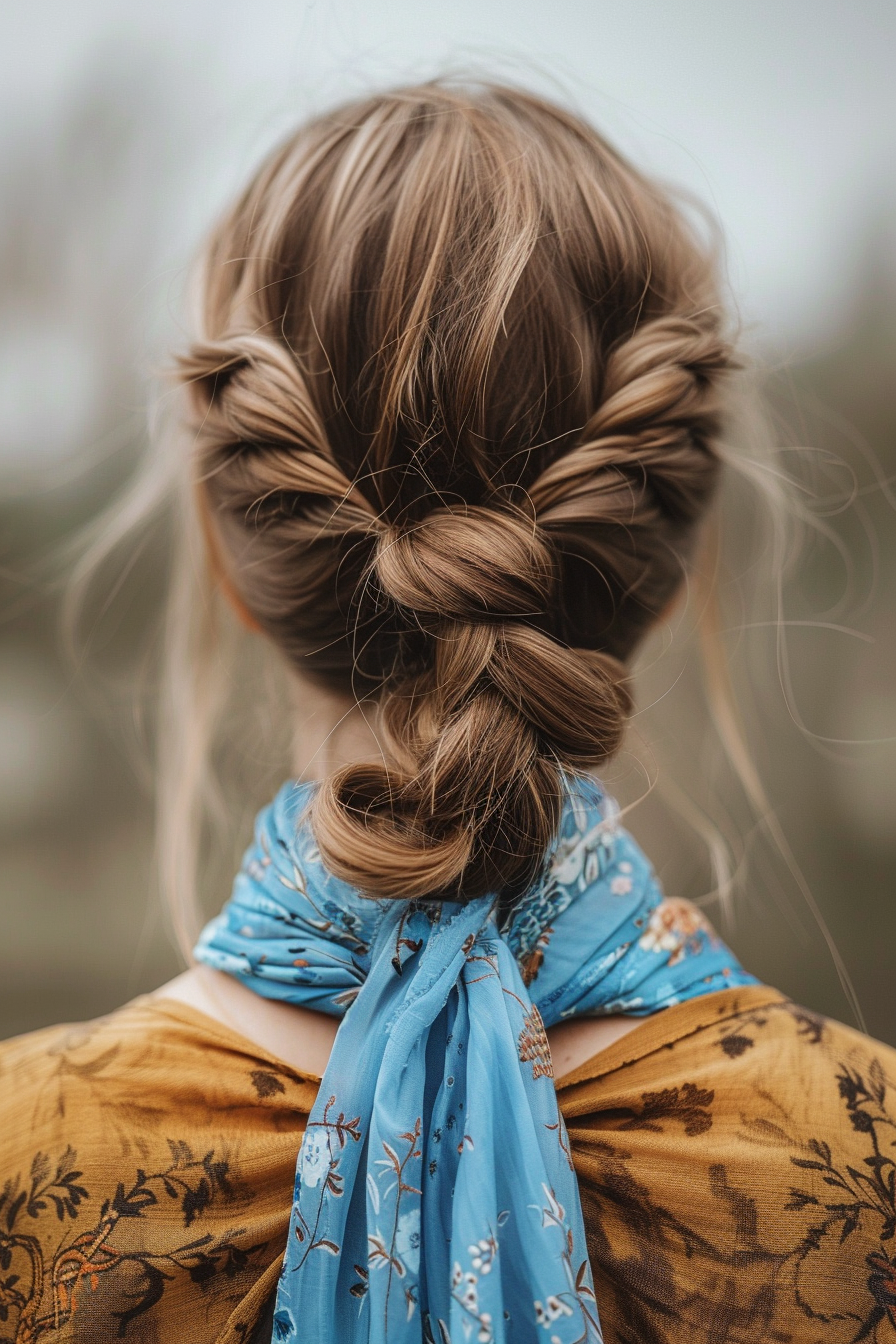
[177,80,734,906]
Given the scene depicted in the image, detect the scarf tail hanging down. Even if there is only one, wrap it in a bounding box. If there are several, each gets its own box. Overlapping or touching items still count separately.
[195,779,757,1344]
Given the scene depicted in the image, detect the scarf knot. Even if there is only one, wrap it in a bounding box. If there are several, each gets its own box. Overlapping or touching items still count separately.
[196,777,756,1343]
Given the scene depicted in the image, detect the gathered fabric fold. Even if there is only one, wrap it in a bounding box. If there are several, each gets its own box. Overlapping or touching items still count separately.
[195,778,756,1344]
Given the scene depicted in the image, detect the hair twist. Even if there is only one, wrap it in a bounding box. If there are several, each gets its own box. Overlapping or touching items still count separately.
[373,508,553,621]
[311,508,631,902]
[177,82,736,907]
[179,335,376,530]
[180,333,393,682]
[530,315,728,526]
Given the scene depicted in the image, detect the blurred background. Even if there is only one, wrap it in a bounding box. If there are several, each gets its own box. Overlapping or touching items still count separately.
[0,0,894,1043]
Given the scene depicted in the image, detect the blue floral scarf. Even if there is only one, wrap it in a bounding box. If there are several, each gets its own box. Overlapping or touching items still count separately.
[195,778,757,1344]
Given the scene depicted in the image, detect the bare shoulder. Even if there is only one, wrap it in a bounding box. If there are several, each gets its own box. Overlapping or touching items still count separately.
[153,966,339,1078]
[546,1013,643,1079]
[154,968,640,1082]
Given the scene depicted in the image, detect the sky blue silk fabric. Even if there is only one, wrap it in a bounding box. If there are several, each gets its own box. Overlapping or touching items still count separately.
[195,778,758,1344]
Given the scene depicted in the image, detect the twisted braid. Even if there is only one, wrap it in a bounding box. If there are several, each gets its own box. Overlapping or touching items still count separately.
[313,510,630,900]
[531,316,728,523]
[177,81,736,904]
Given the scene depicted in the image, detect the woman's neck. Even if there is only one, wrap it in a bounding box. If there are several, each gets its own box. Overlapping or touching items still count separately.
[290,674,383,781]
[154,669,641,1080]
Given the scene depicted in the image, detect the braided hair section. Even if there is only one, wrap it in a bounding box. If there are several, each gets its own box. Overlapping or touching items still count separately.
[176,81,736,905]
[313,508,631,900]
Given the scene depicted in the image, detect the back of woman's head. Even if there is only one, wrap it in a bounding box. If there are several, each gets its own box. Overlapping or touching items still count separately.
[178,80,734,905]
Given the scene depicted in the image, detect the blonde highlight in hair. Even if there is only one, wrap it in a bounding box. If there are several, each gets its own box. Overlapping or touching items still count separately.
[174,80,735,909]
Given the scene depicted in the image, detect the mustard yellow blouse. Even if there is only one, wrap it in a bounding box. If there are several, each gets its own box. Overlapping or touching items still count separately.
[1,985,894,1342]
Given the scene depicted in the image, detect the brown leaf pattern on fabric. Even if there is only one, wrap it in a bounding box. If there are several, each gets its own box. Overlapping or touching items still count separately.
[562,993,896,1343]
[518,1007,554,1080]
[0,987,895,1341]
[0,1141,267,1341]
